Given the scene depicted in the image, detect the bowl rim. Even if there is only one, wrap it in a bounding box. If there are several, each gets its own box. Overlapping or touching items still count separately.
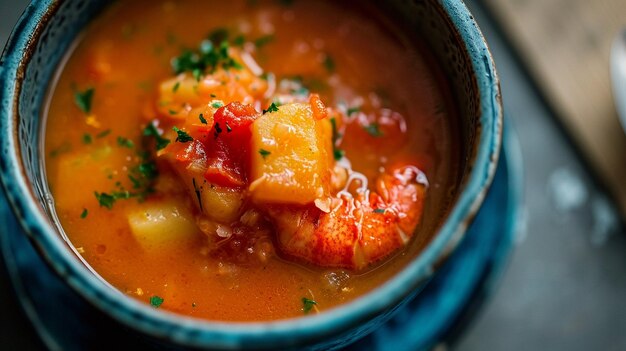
[0,0,502,348]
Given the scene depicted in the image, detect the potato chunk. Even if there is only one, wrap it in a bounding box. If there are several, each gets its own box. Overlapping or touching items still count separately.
[249,103,332,204]
[127,199,198,250]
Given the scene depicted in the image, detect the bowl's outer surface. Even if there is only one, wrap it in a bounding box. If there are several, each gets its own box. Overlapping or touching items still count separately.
[0,0,502,349]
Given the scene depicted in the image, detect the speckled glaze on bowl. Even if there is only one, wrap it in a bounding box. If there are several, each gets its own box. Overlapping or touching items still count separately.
[0,0,502,350]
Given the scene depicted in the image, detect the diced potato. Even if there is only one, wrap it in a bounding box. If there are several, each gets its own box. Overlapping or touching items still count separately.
[52,146,128,210]
[175,172,244,224]
[198,183,244,223]
[127,199,198,250]
[249,103,332,204]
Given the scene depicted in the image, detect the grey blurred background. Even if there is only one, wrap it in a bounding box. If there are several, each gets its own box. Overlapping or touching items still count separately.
[1,0,625,350]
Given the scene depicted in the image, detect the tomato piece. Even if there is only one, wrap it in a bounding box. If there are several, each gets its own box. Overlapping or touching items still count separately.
[213,102,260,131]
[175,140,207,163]
[204,138,246,187]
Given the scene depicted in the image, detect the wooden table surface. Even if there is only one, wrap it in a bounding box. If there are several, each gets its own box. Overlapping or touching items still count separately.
[482,0,626,219]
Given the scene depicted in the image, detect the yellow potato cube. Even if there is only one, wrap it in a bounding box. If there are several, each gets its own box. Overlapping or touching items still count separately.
[127,199,198,250]
[249,103,332,204]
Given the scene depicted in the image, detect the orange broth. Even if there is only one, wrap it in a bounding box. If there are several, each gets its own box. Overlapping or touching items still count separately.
[44,0,461,321]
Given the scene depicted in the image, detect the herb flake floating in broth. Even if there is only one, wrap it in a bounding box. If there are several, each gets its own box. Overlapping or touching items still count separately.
[74,87,95,114]
[150,295,164,308]
[302,297,317,314]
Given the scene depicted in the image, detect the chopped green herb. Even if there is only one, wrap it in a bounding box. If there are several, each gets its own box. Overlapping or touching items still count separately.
[373,208,385,214]
[95,192,116,209]
[80,208,88,219]
[347,106,360,116]
[199,113,208,124]
[168,109,178,115]
[74,87,95,114]
[302,297,317,314]
[128,175,141,189]
[150,295,164,308]
[96,129,111,138]
[171,36,243,77]
[116,136,134,148]
[225,121,232,133]
[138,161,158,180]
[172,81,180,92]
[364,123,383,137]
[254,34,274,48]
[211,100,224,108]
[49,142,72,158]
[259,149,271,159]
[333,149,345,161]
[322,55,335,73]
[82,134,93,144]
[173,126,194,143]
[233,35,245,46]
[208,28,229,44]
[263,102,279,114]
[143,123,171,150]
[192,68,202,81]
[210,93,217,98]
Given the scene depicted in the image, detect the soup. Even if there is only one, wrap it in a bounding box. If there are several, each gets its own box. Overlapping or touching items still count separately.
[44,0,460,321]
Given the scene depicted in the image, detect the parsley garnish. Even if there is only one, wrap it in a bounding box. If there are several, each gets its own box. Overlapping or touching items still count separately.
[259,149,271,159]
[82,134,93,144]
[225,122,232,133]
[233,35,245,46]
[173,127,193,143]
[150,295,164,308]
[172,81,180,92]
[347,106,360,116]
[94,192,116,209]
[74,87,95,114]
[333,149,345,160]
[208,28,229,44]
[373,208,385,214]
[49,142,71,158]
[323,55,335,73]
[80,208,88,219]
[364,123,383,137]
[143,123,171,150]
[116,136,134,148]
[171,36,243,77]
[199,113,208,124]
[211,100,224,108]
[96,129,111,138]
[302,297,317,314]
[137,162,158,180]
[263,102,279,114]
[254,34,274,48]
[128,175,141,189]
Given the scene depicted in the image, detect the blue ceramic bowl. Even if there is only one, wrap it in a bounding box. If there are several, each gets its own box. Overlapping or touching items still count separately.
[0,0,502,349]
